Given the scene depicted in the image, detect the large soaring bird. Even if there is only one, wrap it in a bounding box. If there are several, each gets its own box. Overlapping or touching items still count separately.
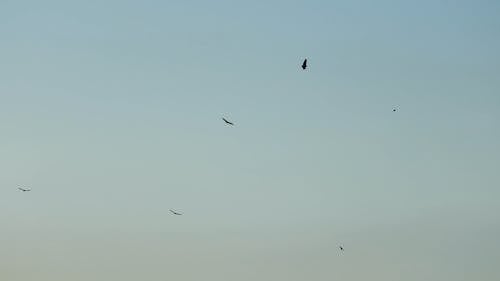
[222,117,234,126]
[170,209,182,216]
[301,58,308,70]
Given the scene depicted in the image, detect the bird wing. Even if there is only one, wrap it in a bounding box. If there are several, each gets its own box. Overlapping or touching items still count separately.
[223,118,234,125]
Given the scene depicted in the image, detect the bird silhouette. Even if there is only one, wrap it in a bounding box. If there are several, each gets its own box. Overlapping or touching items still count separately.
[18,187,31,192]
[339,246,344,251]
[222,117,234,126]
[170,209,182,216]
[301,58,308,70]
[393,108,397,112]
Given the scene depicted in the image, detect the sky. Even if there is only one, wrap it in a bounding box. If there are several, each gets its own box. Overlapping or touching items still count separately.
[1,0,499,280]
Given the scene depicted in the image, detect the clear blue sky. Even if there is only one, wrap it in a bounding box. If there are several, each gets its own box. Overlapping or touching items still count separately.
[1,1,499,280]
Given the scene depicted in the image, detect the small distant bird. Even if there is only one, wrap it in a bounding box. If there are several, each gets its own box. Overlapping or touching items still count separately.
[18,187,31,192]
[170,209,182,216]
[393,108,397,112]
[301,58,308,70]
[222,117,234,126]
[339,246,344,251]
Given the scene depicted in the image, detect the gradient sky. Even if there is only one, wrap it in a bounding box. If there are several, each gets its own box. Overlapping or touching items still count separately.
[1,1,499,280]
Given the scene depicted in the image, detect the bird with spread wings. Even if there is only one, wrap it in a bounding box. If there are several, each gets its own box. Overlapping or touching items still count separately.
[222,117,234,126]
[170,209,182,216]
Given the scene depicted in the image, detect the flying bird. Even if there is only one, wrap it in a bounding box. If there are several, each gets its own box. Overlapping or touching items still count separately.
[222,117,234,126]
[339,246,344,251]
[18,187,31,192]
[301,58,308,70]
[170,209,182,216]
[393,108,397,112]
